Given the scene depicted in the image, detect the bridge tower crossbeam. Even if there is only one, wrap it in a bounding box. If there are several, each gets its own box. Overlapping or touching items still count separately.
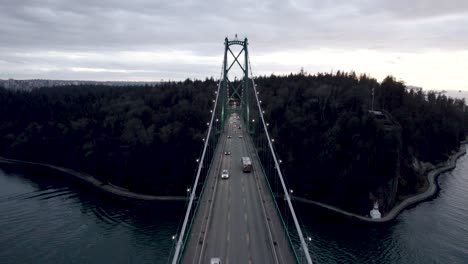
[221,37,250,132]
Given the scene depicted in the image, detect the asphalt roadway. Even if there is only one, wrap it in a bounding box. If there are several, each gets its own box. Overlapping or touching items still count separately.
[181,114,295,264]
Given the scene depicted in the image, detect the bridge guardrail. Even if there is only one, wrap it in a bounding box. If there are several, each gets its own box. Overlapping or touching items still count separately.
[170,65,224,264]
[248,58,313,264]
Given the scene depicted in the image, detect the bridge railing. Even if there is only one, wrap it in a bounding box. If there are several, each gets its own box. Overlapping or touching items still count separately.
[248,58,314,264]
[170,65,224,264]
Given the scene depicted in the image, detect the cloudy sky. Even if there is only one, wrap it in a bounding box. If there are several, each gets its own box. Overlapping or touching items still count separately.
[1,0,467,90]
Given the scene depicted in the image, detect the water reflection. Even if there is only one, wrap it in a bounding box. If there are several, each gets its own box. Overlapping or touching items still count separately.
[0,165,184,264]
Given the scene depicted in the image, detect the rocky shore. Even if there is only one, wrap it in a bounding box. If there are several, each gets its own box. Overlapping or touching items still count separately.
[292,141,467,223]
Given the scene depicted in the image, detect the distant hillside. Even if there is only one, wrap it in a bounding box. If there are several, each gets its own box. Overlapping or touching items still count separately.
[408,86,468,102]
[442,90,468,102]
[0,79,161,91]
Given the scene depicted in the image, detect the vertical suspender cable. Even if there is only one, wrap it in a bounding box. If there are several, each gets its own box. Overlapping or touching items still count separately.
[248,57,313,264]
[171,62,223,264]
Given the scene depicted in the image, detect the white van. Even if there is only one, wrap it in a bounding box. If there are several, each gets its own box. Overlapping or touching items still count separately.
[211,257,221,264]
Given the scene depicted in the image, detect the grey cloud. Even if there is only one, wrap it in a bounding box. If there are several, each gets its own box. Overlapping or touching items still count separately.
[0,0,467,80]
[360,0,468,19]
[2,0,466,52]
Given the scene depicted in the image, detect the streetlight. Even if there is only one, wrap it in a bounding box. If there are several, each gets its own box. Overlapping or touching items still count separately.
[172,235,176,240]
[271,139,275,142]
[252,119,255,123]
[289,189,294,194]
[216,119,219,122]
[196,159,199,163]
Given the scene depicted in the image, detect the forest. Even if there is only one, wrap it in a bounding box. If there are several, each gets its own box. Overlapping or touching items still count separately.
[0,73,467,214]
[0,79,216,195]
[254,72,468,214]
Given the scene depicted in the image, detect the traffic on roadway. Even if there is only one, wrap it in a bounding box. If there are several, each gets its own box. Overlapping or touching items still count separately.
[181,113,295,264]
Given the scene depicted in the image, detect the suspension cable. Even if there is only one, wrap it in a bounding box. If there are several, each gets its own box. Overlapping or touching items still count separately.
[248,56,313,264]
[171,60,224,264]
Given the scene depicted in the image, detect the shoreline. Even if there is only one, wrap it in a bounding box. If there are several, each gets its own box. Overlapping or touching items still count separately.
[292,141,468,223]
[0,157,187,201]
[1,140,466,215]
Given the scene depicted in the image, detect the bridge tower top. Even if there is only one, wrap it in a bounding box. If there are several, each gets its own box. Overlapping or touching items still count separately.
[221,35,250,132]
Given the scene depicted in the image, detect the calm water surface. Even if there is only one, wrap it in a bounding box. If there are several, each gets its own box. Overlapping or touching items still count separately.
[0,166,184,264]
[299,145,468,263]
[0,146,467,264]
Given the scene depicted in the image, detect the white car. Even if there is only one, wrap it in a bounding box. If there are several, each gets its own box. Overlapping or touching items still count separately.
[211,257,221,264]
[238,135,243,138]
[221,169,229,179]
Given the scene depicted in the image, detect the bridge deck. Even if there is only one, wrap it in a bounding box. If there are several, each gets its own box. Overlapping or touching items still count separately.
[181,115,295,264]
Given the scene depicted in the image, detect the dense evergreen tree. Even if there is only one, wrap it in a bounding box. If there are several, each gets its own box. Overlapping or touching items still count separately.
[0,79,216,195]
[0,73,466,214]
[255,73,467,214]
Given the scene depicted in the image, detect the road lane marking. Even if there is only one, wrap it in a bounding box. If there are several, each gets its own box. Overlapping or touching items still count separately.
[248,260,252,264]
[243,197,246,205]
[242,186,245,193]
[244,212,248,222]
[228,211,230,221]
[246,232,250,244]
[227,231,230,241]
[241,177,243,183]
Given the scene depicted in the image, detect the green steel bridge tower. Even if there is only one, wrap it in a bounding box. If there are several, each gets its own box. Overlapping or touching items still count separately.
[221,36,251,133]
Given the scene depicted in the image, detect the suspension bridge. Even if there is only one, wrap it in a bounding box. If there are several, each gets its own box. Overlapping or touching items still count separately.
[170,37,313,264]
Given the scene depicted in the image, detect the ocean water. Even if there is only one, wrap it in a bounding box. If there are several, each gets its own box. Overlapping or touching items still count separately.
[1,146,467,264]
[0,166,185,264]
